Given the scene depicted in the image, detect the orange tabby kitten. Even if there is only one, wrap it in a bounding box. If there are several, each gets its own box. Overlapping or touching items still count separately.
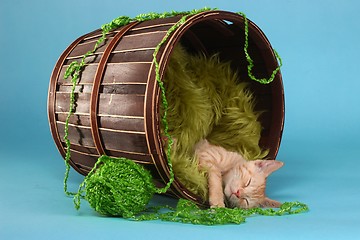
[195,139,283,208]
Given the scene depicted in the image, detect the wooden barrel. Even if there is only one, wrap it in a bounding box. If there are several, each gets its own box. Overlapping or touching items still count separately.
[48,10,284,204]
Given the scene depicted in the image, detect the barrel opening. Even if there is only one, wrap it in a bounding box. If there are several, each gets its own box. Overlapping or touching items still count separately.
[154,15,283,204]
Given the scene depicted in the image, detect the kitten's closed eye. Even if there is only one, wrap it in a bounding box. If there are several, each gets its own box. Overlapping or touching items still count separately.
[245,178,251,187]
[242,198,249,207]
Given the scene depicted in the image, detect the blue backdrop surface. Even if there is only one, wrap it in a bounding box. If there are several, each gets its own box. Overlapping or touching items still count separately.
[1,0,359,239]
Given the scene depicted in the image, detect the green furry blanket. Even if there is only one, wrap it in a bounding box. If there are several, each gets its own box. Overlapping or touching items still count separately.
[163,44,267,201]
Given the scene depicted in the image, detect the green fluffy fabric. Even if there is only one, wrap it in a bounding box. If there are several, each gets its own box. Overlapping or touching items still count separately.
[163,44,268,201]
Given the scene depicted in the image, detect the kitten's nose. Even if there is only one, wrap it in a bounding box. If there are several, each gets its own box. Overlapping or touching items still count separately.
[235,189,243,198]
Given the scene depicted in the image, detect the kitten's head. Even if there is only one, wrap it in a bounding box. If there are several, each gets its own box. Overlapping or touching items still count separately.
[222,160,283,209]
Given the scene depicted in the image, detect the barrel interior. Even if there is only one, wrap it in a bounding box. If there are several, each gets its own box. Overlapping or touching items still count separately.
[182,20,283,159]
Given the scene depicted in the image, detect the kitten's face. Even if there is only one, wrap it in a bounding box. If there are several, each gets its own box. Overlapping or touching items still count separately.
[222,160,283,209]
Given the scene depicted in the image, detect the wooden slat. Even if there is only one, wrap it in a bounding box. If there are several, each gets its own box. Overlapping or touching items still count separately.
[129,24,175,34]
[98,94,145,116]
[57,120,145,135]
[62,142,153,164]
[67,39,110,58]
[55,92,91,114]
[101,130,149,154]
[56,113,145,132]
[57,85,93,93]
[57,84,146,95]
[114,31,167,51]
[58,63,98,85]
[102,62,151,84]
[112,47,155,54]
[129,16,180,32]
[59,61,152,86]
[66,33,157,59]
[100,116,145,132]
[108,49,154,63]
[67,146,99,157]
[100,84,146,95]
[55,92,145,117]
[68,28,120,58]
[67,150,99,171]
[68,143,98,155]
[106,149,153,163]
[57,122,95,147]
[63,54,102,65]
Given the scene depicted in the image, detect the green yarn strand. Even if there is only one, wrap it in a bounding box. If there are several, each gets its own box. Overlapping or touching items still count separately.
[151,14,189,194]
[72,156,104,210]
[62,61,80,196]
[134,199,308,225]
[237,12,282,84]
[150,7,217,193]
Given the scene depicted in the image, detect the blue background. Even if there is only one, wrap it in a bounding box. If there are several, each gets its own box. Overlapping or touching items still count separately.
[1,0,359,239]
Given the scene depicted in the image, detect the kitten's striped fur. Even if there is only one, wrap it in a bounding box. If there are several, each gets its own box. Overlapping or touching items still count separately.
[195,139,283,208]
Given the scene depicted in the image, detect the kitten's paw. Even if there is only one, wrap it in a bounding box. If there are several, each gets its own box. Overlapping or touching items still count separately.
[210,202,225,208]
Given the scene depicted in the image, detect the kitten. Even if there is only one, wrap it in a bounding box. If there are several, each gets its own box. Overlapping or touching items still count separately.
[195,139,283,208]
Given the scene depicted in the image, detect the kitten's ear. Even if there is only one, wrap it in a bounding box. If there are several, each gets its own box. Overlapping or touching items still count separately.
[260,197,282,208]
[253,160,284,177]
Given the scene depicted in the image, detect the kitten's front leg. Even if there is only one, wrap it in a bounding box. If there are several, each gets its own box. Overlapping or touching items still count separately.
[207,167,225,208]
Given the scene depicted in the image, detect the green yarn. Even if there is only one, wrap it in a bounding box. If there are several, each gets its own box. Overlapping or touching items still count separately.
[136,199,308,225]
[72,155,174,217]
[73,155,308,225]
[82,156,156,217]
[237,12,282,84]
[60,8,308,225]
